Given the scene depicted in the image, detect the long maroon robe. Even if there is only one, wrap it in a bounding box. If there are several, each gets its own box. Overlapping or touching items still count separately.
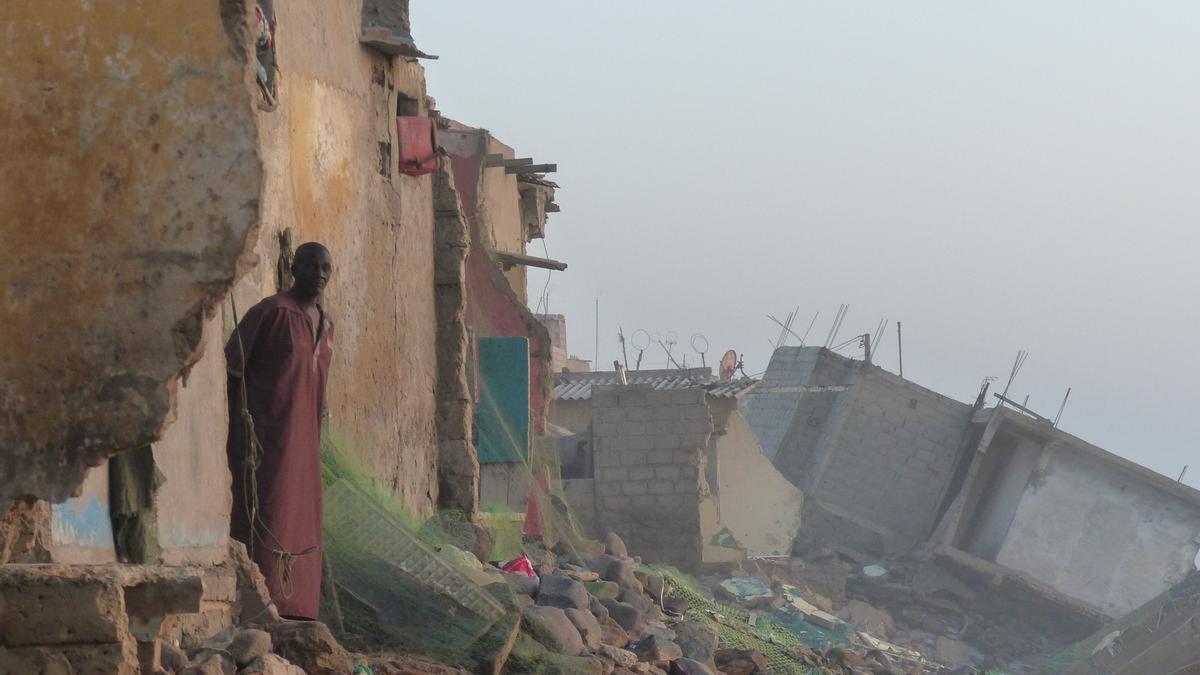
[226,292,333,620]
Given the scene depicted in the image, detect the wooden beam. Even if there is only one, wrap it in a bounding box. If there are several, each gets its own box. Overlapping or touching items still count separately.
[482,153,506,167]
[506,163,557,174]
[494,250,567,271]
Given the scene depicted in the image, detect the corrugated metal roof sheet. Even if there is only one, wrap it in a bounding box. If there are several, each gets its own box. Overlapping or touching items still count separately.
[552,368,757,401]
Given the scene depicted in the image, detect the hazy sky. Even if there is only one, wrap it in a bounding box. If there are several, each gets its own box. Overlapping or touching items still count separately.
[415,2,1200,486]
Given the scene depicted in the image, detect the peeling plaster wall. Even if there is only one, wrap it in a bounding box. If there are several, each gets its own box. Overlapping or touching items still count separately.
[477,136,527,303]
[993,446,1200,618]
[444,126,552,437]
[0,0,262,502]
[152,313,231,565]
[228,0,440,514]
[711,409,804,558]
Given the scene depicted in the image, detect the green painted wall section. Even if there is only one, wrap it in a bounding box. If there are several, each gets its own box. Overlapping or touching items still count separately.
[475,337,530,464]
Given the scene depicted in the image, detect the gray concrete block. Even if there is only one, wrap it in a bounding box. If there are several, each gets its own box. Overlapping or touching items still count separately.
[628,467,654,481]
[599,467,627,482]
[621,482,648,495]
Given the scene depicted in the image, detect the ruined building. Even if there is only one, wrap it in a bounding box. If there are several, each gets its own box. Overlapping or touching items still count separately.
[542,360,801,571]
[0,1,569,670]
[742,346,1200,623]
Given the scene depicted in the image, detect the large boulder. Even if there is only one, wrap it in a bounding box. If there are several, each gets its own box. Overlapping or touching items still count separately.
[670,658,715,675]
[601,598,645,634]
[604,559,643,595]
[632,634,683,664]
[523,606,584,656]
[674,622,719,670]
[226,628,272,667]
[502,571,539,598]
[619,588,654,615]
[605,531,629,558]
[590,594,611,618]
[587,580,621,601]
[538,573,591,611]
[565,608,604,650]
[240,654,306,675]
[714,649,768,675]
[266,621,353,675]
[597,644,638,668]
[599,614,631,648]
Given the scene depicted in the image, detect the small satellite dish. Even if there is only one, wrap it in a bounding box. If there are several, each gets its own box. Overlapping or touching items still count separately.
[719,350,738,382]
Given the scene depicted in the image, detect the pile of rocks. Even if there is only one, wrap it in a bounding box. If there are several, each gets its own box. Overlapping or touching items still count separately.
[168,621,356,675]
[507,532,755,675]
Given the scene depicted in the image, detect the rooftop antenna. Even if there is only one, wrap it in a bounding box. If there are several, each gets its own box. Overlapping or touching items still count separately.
[691,334,709,368]
[767,314,806,346]
[658,338,683,369]
[1178,465,1189,483]
[823,305,844,347]
[999,350,1029,409]
[872,317,887,348]
[825,304,850,348]
[618,327,630,371]
[896,321,905,379]
[776,309,794,347]
[799,311,820,346]
[861,333,872,365]
[631,329,650,371]
[1053,387,1072,427]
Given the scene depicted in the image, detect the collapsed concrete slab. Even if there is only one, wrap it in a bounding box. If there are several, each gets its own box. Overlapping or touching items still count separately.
[742,346,974,555]
[932,405,1200,620]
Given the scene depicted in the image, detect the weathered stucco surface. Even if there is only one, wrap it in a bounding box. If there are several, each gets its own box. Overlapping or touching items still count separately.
[711,409,804,558]
[228,0,441,513]
[152,313,231,565]
[994,445,1200,618]
[0,1,262,502]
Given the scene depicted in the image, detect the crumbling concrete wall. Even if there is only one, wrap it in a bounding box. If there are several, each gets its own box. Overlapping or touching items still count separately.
[0,0,262,503]
[432,164,478,514]
[708,405,804,558]
[591,386,711,571]
[812,367,972,548]
[444,125,553,436]
[537,313,571,373]
[992,445,1200,618]
[743,347,972,553]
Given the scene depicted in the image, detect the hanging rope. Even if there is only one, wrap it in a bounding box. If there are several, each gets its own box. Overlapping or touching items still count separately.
[230,294,316,600]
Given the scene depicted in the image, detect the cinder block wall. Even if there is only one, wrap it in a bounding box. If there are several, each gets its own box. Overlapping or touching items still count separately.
[591,385,713,571]
[812,366,972,547]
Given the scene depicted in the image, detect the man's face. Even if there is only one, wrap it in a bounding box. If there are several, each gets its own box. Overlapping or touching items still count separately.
[293,248,332,298]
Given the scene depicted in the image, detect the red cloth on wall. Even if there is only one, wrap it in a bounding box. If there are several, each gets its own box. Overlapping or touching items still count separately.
[396,116,437,176]
[226,292,333,620]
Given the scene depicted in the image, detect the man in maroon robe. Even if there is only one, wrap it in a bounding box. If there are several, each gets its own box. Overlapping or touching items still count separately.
[226,242,333,620]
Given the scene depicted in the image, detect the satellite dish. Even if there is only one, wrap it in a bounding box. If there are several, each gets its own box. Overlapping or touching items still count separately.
[719,350,738,382]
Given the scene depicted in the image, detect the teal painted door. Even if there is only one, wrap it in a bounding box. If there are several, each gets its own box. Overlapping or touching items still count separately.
[475,337,530,464]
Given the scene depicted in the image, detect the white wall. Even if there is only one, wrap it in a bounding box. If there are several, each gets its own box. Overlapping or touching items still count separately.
[996,446,1200,617]
[711,410,804,558]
